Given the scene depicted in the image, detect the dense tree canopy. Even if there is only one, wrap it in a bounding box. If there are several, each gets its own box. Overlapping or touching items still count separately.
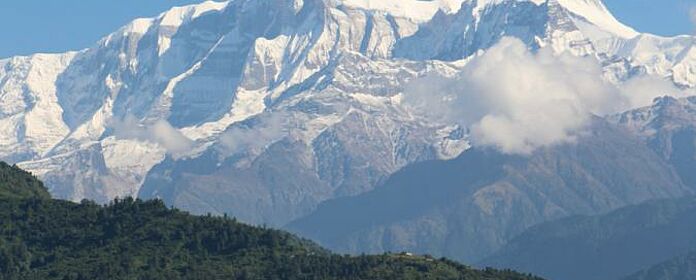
[0,162,50,200]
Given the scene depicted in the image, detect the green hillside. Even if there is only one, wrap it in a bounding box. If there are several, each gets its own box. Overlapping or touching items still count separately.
[0,162,541,280]
[0,162,50,200]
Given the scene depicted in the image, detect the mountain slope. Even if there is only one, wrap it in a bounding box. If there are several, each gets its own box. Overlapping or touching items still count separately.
[0,162,542,280]
[481,196,696,280]
[288,119,691,262]
[624,251,696,280]
[611,96,696,189]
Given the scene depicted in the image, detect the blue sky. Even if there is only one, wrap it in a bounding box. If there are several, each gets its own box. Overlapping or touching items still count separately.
[0,0,693,58]
[604,0,694,37]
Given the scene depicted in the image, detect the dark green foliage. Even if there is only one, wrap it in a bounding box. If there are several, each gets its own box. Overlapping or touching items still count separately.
[0,163,542,280]
[0,198,543,280]
[0,162,50,200]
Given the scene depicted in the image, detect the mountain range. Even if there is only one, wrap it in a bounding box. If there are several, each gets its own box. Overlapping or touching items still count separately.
[482,195,696,280]
[1,0,695,272]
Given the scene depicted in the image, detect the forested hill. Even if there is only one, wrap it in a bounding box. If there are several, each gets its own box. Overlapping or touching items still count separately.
[0,162,542,280]
[0,162,50,200]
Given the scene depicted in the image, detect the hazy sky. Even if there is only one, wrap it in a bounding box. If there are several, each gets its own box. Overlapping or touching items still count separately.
[0,0,693,58]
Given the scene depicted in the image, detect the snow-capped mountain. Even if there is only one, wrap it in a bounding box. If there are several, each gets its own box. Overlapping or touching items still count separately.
[0,0,694,229]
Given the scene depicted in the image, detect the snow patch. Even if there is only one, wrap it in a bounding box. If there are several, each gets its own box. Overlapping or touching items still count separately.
[101,138,165,175]
[123,18,155,35]
[340,0,466,22]
[180,88,268,141]
[351,93,390,107]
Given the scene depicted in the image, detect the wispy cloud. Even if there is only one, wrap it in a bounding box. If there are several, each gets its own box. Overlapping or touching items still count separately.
[217,113,288,157]
[111,115,194,156]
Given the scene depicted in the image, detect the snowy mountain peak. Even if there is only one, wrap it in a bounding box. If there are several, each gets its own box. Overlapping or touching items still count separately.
[552,0,637,38]
[158,0,229,27]
[335,0,634,36]
[115,1,228,36]
[472,0,637,37]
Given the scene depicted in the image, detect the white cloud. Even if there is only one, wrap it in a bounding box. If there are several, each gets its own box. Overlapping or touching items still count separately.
[620,75,688,108]
[111,115,193,155]
[218,113,288,156]
[403,37,688,155]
